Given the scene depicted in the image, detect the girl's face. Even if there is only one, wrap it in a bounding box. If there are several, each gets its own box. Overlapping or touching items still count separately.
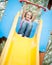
[25,11,32,21]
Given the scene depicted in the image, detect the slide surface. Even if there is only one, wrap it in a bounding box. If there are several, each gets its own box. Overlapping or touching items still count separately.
[0,0,42,64]
[1,0,52,64]
[39,10,52,52]
[0,11,42,65]
[0,0,22,38]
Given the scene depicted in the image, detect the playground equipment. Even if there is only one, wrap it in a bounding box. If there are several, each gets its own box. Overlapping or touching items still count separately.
[0,0,52,65]
[20,0,46,11]
[39,10,52,52]
[0,17,42,65]
[0,0,43,65]
[0,0,46,38]
[0,0,22,38]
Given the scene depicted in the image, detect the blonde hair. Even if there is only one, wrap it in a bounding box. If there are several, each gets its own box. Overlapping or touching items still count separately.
[25,10,33,19]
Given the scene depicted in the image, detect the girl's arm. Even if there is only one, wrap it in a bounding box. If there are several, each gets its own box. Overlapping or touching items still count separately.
[31,8,40,22]
[22,3,28,19]
[21,3,28,27]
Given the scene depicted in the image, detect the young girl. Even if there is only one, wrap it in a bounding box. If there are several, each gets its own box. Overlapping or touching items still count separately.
[18,3,39,37]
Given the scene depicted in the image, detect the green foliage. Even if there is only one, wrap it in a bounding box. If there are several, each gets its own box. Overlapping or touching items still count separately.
[0,41,5,55]
[43,35,52,65]
[30,0,49,7]
[0,1,8,20]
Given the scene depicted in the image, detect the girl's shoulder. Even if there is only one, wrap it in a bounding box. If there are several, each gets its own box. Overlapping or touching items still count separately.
[21,18,25,22]
[21,18,25,21]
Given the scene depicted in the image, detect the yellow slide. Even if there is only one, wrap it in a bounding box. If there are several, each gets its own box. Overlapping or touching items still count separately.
[0,12,42,65]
